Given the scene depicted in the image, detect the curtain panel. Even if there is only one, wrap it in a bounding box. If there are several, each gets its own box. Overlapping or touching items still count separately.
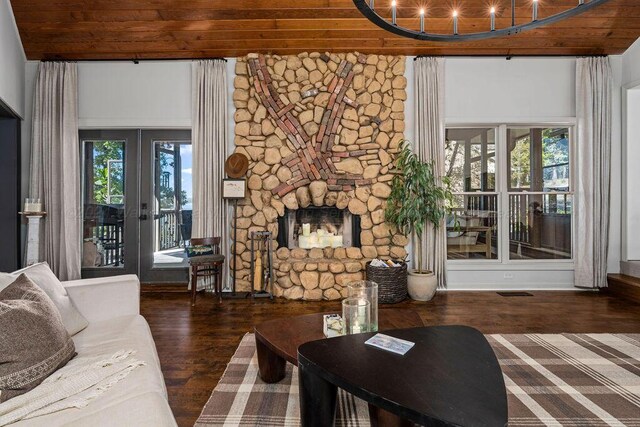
[191,59,230,290]
[413,57,447,288]
[28,62,81,281]
[575,57,613,289]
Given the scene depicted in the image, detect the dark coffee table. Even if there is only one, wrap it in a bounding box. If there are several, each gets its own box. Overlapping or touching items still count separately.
[298,326,508,427]
[253,309,423,384]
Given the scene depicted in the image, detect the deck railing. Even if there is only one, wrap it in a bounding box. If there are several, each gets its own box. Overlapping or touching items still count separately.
[508,193,571,247]
[158,209,180,251]
[453,193,571,252]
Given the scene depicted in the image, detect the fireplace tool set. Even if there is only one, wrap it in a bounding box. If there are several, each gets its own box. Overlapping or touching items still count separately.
[250,231,274,299]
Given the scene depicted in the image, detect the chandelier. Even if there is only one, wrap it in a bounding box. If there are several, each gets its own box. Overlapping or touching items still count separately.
[352,0,611,42]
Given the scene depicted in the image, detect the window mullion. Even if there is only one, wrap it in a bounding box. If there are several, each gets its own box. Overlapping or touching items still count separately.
[497,125,509,264]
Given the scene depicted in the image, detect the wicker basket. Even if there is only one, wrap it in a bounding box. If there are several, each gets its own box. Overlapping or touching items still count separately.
[365,261,408,304]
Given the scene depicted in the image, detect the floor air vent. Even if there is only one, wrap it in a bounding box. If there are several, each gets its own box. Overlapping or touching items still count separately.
[496,291,534,297]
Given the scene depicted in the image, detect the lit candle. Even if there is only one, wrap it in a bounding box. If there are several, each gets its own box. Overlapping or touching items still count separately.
[302,223,310,236]
[352,320,362,334]
[579,0,584,5]
[532,0,538,21]
[391,0,397,25]
[370,0,375,9]
[490,7,496,31]
[453,10,458,35]
[420,8,425,33]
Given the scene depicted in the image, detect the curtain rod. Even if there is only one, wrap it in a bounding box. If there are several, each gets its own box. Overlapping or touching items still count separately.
[40,57,228,63]
[413,54,608,61]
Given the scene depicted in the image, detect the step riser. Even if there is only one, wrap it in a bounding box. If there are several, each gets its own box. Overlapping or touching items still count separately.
[607,273,640,305]
[621,261,640,279]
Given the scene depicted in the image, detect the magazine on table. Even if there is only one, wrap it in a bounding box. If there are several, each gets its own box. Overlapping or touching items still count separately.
[365,333,415,355]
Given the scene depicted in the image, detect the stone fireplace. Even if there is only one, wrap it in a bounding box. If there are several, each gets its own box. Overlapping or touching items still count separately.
[231,52,409,300]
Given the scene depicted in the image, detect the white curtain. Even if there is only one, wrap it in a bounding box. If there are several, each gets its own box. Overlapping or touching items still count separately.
[28,62,81,281]
[191,59,229,290]
[413,57,447,289]
[575,57,613,289]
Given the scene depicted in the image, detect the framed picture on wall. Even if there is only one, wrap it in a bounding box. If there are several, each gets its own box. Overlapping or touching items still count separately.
[222,179,246,199]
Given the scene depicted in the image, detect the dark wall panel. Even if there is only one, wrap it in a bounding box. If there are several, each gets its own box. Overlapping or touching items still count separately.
[0,114,21,272]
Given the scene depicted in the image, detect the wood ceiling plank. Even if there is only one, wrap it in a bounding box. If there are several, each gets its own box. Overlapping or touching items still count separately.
[11,4,634,22]
[19,27,639,44]
[15,17,640,33]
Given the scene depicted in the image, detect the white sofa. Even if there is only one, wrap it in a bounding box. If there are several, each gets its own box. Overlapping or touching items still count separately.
[13,275,177,427]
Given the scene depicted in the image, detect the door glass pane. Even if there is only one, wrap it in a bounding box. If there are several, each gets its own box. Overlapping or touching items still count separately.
[447,194,499,260]
[508,194,572,260]
[445,128,496,192]
[82,140,125,268]
[153,142,192,267]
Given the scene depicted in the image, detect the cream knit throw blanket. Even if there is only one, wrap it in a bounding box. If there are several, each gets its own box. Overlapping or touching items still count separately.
[0,350,145,426]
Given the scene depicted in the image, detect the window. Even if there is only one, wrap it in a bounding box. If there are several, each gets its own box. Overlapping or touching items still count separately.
[507,127,572,260]
[445,128,499,260]
[445,125,573,262]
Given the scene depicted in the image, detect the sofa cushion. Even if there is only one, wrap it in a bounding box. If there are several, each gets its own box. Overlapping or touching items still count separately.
[0,263,89,336]
[0,274,76,403]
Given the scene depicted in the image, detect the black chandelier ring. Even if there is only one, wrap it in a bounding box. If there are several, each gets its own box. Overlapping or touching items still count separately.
[352,0,612,42]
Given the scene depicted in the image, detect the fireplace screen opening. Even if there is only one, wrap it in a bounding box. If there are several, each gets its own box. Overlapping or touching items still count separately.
[277,207,361,250]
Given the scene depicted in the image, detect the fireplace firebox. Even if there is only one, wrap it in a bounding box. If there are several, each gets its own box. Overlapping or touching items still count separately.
[277,207,361,250]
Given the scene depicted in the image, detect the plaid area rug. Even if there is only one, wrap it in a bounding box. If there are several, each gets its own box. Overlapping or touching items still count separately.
[195,333,640,426]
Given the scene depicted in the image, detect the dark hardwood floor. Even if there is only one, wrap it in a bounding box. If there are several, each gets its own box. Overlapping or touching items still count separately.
[141,290,640,427]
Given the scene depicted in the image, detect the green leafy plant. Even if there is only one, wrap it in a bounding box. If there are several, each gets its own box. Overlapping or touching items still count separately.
[385,141,453,274]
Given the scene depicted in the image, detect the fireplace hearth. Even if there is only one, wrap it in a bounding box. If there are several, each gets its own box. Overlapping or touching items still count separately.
[277,207,361,249]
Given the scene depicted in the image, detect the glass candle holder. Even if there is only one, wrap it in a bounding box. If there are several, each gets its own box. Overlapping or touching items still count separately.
[347,280,378,332]
[342,297,370,335]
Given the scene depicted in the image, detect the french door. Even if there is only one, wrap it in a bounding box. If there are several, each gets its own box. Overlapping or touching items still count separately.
[80,129,192,283]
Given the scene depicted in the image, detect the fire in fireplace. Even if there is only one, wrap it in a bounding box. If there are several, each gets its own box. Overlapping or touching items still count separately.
[277,207,361,250]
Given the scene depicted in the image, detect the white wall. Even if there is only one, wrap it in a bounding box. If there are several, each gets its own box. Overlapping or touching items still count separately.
[621,39,640,262]
[609,57,623,272]
[0,0,25,117]
[623,38,640,86]
[624,89,640,260]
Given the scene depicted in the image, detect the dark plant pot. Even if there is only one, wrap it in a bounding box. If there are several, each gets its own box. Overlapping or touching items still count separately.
[365,261,408,304]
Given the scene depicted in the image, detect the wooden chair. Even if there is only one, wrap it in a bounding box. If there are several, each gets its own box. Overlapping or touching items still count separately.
[188,237,225,306]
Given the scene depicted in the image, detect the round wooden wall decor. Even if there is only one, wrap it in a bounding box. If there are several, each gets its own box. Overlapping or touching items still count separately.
[225,153,249,178]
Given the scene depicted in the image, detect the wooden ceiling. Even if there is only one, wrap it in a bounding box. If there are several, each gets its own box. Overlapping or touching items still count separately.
[10,0,640,60]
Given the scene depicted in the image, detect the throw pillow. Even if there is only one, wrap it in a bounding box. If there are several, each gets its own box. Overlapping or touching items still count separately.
[0,263,88,335]
[186,245,214,258]
[0,274,76,403]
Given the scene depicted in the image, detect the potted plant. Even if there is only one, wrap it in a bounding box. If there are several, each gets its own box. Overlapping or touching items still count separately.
[385,141,453,301]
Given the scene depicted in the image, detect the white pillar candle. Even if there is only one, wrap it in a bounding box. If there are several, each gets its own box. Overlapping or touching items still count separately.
[490,7,495,31]
[453,10,458,35]
[391,0,397,25]
[302,223,311,236]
